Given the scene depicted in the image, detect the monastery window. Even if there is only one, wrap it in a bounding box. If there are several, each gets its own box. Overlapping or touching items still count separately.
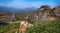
[56,12,60,14]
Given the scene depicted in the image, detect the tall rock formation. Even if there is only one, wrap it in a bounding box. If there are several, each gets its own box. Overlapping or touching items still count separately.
[29,5,52,22]
[53,6,60,18]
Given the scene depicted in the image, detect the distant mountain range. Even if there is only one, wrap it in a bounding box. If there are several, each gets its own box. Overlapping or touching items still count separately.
[0,6,38,12]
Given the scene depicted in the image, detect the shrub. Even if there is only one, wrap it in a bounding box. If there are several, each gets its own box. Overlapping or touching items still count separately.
[26,19,60,33]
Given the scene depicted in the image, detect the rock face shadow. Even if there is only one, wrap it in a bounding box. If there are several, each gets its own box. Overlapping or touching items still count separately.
[0,21,8,26]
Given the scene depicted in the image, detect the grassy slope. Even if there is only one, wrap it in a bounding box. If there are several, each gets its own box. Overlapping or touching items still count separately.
[26,19,60,33]
[0,23,20,33]
[0,19,60,33]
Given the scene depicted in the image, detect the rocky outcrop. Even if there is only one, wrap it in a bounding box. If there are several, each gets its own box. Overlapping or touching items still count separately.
[28,5,51,22]
[53,6,60,18]
[0,11,15,22]
[28,5,60,22]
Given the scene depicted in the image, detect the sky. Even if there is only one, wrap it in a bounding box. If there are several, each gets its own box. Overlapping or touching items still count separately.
[0,0,60,8]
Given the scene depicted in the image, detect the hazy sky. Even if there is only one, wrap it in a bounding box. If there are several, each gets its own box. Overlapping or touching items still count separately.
[0,0,60,8]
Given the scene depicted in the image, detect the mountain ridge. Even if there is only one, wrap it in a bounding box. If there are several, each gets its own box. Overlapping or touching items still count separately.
[0,6,37,12]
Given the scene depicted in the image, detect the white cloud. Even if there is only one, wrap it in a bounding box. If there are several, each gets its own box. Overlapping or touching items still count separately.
[0,0,41,8]
[0,0,58,8]
[0,3,6,6]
